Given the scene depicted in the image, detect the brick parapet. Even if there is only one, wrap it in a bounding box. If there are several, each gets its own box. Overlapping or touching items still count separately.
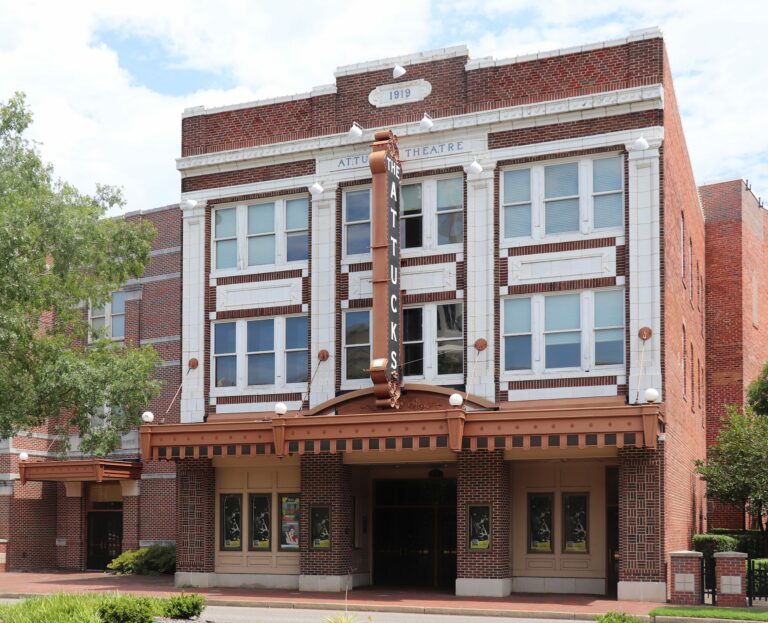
[714,551,747,608]
[175,459,214,573]
[669,551,703,605]
[456,450,510,579]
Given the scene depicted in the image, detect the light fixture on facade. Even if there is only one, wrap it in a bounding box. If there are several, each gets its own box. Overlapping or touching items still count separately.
[393,64,406,78]
[449,393,464,407]
[644,387,660,403]
[19,452,29,462]
[141,411,155,424]
[348,122,363,139]
[182,199,198,210]
[631,136,650,151]
[419,113,434,131]
[275,402,288,416]
[309,182,324,198]
[467,159,483,175]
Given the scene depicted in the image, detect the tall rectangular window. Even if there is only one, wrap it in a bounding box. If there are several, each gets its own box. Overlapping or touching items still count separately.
[436,177,463,245]
[436,303,463,374]
[401,184,423,249]
[247,319,275,386]
[503,169,532,238]
[344,310,370,380]
[110,292,126,339]
[247,202,276,266]
[221,494,243,551]
[593,157,623,228]
[345,190,371,255]
[544,294,581,368]
[544,163,579,234]
[215,207,238,269]
[402,307,423,376]
[594,290,624,366]
[285,316,309,383]
[90,291,125,341]
[214,322,237,387]
[504,297,532,371]
[286,198,309,261]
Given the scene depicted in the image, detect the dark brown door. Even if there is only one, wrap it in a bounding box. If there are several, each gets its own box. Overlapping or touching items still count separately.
[87,511,122,570]
[606,466,620,596]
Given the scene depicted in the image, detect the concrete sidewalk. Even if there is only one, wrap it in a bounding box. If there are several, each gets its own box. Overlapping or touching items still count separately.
[0,571,663,619]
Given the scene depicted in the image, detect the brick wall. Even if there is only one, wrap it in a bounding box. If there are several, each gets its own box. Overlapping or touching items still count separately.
[122,495,139,552]
[661,49,707,552]
[139,461,177,543]
[55,485,84,569]
[175,458,215,573]
[619,445,665,583]
[715,552,747,607]
[299,453,352,577]
[7,481,58,570]
[668,553,702,605]
[456,450,510,579]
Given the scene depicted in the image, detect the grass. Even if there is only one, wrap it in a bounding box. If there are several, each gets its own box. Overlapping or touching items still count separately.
[650,606,768,621]
[0,593,167,623]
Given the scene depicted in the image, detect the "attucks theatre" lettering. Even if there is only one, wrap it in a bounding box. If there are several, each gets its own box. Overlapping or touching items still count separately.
[386,153,401,377]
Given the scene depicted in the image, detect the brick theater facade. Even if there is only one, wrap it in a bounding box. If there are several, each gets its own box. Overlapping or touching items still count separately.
[1,27,766,603]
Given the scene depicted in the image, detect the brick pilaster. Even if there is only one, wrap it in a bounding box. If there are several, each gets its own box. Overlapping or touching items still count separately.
[176,459,215,573]
[715,551,747,608]
[299,453,352,579]
[55,483,84,570]
[122,492,140,553]
[456,450,510,581]
[669,551,703,604]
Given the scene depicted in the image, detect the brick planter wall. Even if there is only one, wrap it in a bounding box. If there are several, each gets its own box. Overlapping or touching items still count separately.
[669,551,703,604]
[715,551,747,608]
[176,459,214,573]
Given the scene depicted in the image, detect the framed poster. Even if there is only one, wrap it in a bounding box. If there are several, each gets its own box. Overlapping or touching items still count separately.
[563,493,589,553]
[468,505,491,550]
[310,505,331,550]
[249,494,271,551]
[278,494,300,551]
[527,492,553,553]
[220,494,242,551]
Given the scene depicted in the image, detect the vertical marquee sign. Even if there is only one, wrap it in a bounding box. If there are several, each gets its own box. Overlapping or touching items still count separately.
[369,130,402,409]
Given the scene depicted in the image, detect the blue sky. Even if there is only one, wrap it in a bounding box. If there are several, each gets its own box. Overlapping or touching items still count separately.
[0,0,765,213]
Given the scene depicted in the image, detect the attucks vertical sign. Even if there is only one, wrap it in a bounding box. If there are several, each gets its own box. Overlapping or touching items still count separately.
[368,130,402,409]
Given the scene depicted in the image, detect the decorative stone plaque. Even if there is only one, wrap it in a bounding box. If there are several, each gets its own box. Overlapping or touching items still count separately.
[368,79,432,108]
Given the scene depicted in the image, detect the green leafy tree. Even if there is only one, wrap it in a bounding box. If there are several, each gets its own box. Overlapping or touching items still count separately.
[696,407,768,532]
[747,361,768,417]
[0,92,161,455]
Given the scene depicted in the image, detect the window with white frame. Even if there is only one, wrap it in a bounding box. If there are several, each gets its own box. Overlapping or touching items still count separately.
[213,197,309,271]
[346,176,464,258]
[344,310,371,380]
[502,289,625,375]
[90,291,126,340]
[501,155,623,241]
[212,316,308,391]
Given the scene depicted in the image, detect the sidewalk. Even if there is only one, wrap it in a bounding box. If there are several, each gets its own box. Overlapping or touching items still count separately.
[0,571,663,618]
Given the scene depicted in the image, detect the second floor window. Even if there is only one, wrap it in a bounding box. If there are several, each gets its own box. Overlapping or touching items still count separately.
[213,316,309,390]
[90,291,125,340]
[213,197,309,271]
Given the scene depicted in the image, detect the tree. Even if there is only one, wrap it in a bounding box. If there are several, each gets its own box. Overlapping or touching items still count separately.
[0,92,161,455]
[747,360,768,417]
[695,406,768,532]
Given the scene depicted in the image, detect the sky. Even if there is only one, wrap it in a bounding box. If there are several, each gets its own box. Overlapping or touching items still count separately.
[1,0,766,214]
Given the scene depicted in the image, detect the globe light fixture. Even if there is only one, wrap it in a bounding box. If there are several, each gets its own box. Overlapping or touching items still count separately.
[449,393,464,407]
[141,411,155,424]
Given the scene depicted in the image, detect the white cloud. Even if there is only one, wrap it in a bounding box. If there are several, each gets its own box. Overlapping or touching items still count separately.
[0,0,766,214]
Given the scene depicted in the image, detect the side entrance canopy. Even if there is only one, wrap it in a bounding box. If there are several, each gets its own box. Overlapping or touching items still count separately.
[18,459,142,485]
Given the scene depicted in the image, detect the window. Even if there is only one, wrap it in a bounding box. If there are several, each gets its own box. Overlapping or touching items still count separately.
[501,156,623,241]
[345,189,371,255]
[212,316,308,391]
[213,197,309,271]
[528,493,553,553]
[689,238,693,296]
[691,343,695,408]
[682,325,687,398]
[562,493,589,553]
[436,303,463,374]
[401,184,423,249]
[544,294,581,368]
[90,292,126,340]
[221,494,243,551]
[680,213,686,278]
[503,298,532,371]
[278,494,300,550]
[594,290,624,366]
[403,307,423,376]
[249,494,271,551]
[436,177,463,245]
[344,310,370,381]
[401,303,464,381]
[502,289,624,376]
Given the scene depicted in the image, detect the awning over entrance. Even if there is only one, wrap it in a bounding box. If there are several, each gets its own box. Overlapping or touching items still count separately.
[139,387,664,461]
[18,459,142,485]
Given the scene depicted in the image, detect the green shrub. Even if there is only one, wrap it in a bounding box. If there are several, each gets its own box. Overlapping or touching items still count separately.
[97,596,154,623]
[163,593,206,620]
[692,534,739,558]
[692,531,768,559]
[754,558,768,570]
[596,613,643,623]
[107,544,175,575]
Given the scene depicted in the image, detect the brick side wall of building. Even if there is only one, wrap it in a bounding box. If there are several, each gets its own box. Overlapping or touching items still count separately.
[122,495,140,552]
[139,461,177,543]
[176,459,215,573]
[456,450,510,579]
[55,485,84,569]
[619,445,665,583]
[7,481,58,570]
[661,49,707,553]
[299,453,352,577]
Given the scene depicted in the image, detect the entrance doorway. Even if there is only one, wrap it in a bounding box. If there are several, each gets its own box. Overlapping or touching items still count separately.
[372,478,456,588]
[605,466,619,596]
[87,511,122,569]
